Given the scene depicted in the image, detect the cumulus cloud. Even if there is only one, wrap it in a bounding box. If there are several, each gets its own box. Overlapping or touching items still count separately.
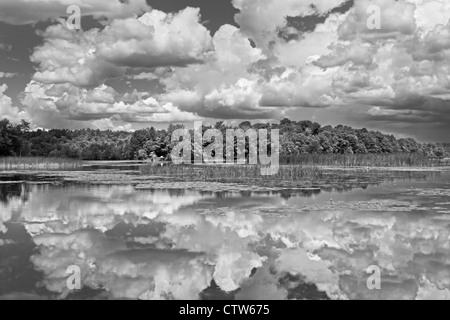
[416,278,450,300]
[158,24,281,119]
[259,65,337,108]
[20,81,200,129]
[156,0,450,124]
[0,0,150,25]
[0,239,14,246]
[338,0,417,41]
[0,84,29,123]
[31,8,212,88]
[232,0,348,50]
[0,72,16,78]
[97,8,213,68]
[278,0,450,137]
[24,8,215,127]
[407,0,450,34]
[31,24,124,88]
[7,0,450,137]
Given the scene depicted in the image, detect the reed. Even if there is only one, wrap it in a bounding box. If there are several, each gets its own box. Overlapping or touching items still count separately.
[0,157,82,170]
[280,153,436,167]
[141,164,324,183]
[140,153,440,184]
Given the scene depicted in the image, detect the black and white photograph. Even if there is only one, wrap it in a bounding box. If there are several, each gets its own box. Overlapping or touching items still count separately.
[1,0,450,305]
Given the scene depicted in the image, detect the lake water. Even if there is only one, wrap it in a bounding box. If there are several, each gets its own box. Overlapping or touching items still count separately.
[1,165,450,300]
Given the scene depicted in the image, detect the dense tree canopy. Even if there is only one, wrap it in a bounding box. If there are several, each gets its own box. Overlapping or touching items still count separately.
[0,119,30,157]
[0,118,447,161]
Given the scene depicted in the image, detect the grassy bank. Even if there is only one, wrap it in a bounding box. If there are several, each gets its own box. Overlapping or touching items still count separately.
[0,157,82,170]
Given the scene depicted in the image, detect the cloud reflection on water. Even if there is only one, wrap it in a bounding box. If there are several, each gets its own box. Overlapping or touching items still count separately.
[1,179,450,300]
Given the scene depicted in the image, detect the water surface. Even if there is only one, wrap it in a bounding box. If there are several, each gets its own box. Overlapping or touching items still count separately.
[1,166,450,300]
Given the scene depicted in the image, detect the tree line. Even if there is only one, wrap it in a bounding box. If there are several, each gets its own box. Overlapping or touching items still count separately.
[0,118,447,161]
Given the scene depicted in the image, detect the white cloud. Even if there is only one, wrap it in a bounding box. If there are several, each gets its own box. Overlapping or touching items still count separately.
[158,24,279,119]
[133,103,201,123]
[31,8,213,88]
[260,65,337,108]
[31,24,123,88]
[128,72,159,81]
[12,0,450,134]
[232,0,348,50]
[90,118,132,131]
[0,84,29,123]
[408,0,450,34]
[275,11,350,68]
[21,81,200,128]
[97,8,213,68]
[0,72,16,78]
[0,0,150,25]
[204,79,262,114]
[0,239,14,246]
[416,278,450,300]
[284,0,450,130]
[338,0,417,41]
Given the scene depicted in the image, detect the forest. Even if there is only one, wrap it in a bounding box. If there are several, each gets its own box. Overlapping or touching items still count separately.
[0,118,448,162]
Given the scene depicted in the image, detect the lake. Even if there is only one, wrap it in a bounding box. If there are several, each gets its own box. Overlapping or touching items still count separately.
[1,164,450,300]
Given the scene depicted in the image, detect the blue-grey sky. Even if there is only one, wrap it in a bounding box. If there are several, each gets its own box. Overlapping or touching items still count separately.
[0,0,449,142]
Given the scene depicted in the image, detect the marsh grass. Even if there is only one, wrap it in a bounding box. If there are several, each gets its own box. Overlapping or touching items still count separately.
[280,153,437,167]
[0,157,82,170]
[141,153,441,186]
[141,164,324,184]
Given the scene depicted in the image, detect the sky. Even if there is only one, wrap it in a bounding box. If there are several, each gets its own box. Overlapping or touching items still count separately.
[0,0,450,142]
